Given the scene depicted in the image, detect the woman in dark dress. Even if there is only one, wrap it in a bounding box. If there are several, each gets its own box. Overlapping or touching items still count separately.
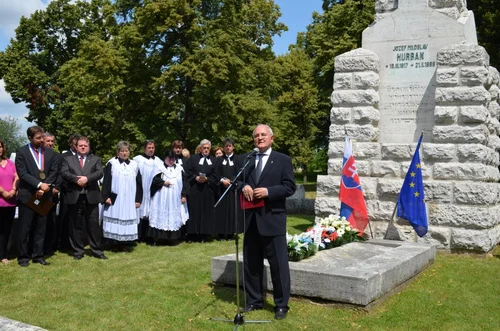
[214,138,243,240]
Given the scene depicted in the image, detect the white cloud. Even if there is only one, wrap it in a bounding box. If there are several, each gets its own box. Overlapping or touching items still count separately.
[0,1,50,133]
[0,0,50,42]
[0,80,33,134]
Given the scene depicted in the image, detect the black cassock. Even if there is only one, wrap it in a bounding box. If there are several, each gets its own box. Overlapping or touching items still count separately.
[185,154,218,235]
[174,155,189,172]
[214,154,244,235]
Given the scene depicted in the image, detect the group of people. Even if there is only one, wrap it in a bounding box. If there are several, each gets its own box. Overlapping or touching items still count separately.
[0,124,296,320]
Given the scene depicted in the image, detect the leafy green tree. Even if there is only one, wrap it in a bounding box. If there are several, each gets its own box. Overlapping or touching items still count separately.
[128,0,287,151]
[300,0,375,149]
[468,0,500,68]
[0,0,118,155]
[273,47,319,177]
[0,0,322,167]
[58,36,134,160]
[0,116,26,153]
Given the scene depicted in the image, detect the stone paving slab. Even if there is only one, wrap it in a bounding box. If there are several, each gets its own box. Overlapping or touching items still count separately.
[0,317,46,331]
[211,239,436,306]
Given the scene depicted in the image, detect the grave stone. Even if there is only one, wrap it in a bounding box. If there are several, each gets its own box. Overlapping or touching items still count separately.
[316,0,500,252]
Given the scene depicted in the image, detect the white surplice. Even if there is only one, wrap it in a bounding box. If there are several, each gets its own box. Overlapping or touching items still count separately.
[102,158,140,241]
[133,155,164,218]
[149,164,189,231]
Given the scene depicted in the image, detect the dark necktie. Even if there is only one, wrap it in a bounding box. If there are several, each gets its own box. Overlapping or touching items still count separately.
[255,153,265,182]
[79,156,84,169]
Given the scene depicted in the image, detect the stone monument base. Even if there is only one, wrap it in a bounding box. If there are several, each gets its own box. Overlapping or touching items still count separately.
[0,316,46,331]
[211,239,436,306]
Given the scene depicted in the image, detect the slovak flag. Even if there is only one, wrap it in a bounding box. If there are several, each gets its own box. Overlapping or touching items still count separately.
[339,136,369,234]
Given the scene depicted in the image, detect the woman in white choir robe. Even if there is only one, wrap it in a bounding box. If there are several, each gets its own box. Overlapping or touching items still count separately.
[148,150,189,242]
[133,139,164,242]
[101,141,143,242]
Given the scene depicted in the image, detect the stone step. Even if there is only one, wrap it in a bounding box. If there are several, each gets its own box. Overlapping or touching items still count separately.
[211,239,436,306]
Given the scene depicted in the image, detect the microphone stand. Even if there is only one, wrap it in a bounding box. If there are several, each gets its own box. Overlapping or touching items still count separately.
[210,153,272,329]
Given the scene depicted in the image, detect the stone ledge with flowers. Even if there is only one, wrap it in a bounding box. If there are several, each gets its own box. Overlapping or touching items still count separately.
[212,221,436,305]
[287,215,365,262]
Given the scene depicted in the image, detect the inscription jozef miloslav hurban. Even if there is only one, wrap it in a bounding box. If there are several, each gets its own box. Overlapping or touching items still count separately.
[362,0,478,143]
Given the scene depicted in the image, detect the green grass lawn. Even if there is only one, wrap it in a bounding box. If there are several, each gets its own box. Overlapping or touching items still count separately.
[1,215,499,330]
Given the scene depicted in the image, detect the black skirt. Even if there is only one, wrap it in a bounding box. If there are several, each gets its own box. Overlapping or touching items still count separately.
[147,226,182,240]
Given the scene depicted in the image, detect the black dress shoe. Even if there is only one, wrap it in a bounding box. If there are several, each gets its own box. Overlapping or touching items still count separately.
[94,254,108,260]
[33,259,50,266]
[242,305,262,313]
[74,255,84,260]
[19,261,29,267]
[274,308,288,320]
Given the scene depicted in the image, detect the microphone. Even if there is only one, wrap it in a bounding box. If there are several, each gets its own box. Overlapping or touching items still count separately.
[245,148,259,159]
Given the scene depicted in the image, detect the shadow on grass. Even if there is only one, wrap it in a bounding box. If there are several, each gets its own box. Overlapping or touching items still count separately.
[103,241,138,253]
[288,214,315,234]
[210,283,277,313]
[492,245,500,259]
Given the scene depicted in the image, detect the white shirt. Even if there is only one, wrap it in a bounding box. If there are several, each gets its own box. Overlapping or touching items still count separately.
[255,147,272,170]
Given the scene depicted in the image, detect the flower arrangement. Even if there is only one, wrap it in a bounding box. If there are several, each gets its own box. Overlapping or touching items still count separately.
[315,214,364,250]
[286,232,318,262]
[286,214,365,262]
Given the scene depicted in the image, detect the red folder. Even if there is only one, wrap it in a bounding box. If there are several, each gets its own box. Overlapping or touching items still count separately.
[239,193,265,210]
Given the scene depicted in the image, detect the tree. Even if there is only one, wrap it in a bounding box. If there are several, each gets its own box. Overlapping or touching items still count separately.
[0,0,119,157]
[273,47,319,178]
[0,116,26,153]
[468,0,500,68]
[58,36,134,160]
[300,0,375,149]
[0,0,322,166]
[128,0,287,151]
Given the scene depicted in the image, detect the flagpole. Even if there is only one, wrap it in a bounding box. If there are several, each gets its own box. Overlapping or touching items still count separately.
[383,204,398,240]
[386,131,426,240]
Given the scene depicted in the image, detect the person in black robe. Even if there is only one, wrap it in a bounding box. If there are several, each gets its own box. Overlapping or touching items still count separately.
[172,140,189,171]
[185,139,218,242]
[214,138,243,240]
[172,140,189,239]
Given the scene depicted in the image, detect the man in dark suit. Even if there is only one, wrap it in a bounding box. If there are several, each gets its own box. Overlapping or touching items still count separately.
[15,126,59,267]
[42,132,62,255]
[61,136,107,260]
[56,133,81,251]
[239,124,296,320]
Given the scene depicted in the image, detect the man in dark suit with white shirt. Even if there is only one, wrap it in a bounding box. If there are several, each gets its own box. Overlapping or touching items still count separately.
[15,126,59,267]
[239,124,296,320]
[61,136,106,260]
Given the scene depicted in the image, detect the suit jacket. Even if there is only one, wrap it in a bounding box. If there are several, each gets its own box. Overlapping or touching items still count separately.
[50,153,64,203]
[60,154,103,205]
[15,144,59,204]
[238,150,296,236]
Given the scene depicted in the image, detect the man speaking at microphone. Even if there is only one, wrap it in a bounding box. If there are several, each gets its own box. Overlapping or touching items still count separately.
[239,124,296,320]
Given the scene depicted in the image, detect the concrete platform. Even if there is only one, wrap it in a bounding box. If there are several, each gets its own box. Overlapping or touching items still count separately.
[0,317,46,331]
[211,239,436,306]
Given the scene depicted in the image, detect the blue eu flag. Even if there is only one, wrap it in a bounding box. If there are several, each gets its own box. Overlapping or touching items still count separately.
[397,134,428,237]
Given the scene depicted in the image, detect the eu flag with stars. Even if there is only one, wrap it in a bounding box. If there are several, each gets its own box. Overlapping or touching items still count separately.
[397,133,428,237]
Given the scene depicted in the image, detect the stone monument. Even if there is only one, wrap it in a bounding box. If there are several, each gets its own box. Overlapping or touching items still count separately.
[316,0,500,252]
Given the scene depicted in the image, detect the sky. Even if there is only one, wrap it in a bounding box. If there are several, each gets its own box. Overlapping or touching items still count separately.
[0,0,323,137]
